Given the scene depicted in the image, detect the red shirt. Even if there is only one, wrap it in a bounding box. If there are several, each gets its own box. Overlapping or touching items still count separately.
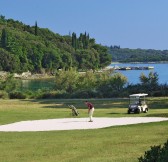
[86,102,94,109]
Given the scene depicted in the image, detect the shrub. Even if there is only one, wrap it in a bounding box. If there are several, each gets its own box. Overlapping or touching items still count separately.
[54,91,70,99]
[138,140,168,162]
[71,90,99,99]
[23,90,35,99]
[0,90,8,99]
[9,91,26,99]
[36,91,57,99]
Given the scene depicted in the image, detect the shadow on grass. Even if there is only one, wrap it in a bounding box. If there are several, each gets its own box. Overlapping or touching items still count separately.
[107,112,126,115]
[146,113,168,118]
[20,97,168,111]
[20,98,129,109]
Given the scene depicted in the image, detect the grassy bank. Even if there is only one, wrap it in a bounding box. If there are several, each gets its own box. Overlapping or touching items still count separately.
[0,98,168,162]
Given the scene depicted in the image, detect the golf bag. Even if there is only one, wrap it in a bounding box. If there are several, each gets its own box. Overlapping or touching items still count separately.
[68,105,79,116]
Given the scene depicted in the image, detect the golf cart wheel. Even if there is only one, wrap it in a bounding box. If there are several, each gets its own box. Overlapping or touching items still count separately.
[144,108,148,113]
[128,110,131,114]
[136,109,140,114]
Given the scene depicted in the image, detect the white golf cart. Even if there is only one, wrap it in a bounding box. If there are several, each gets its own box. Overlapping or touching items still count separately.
[128,93,148,114]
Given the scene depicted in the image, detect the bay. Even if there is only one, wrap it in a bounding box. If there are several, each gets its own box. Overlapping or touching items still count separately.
[109,63,168,84]
[20,78,55,91]
[20,63,168,91]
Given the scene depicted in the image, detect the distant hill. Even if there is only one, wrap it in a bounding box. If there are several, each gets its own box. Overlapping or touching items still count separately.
[108,46,168,62]
[0,15,111,73]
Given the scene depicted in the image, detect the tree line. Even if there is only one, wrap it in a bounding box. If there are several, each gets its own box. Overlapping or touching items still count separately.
[72,32,90,50]
[0,15,112,73]
[108,46,168,62]
[1,67,168,99]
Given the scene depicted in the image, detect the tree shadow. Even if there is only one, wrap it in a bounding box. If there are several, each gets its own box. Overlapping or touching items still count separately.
[20,98,129,109]
[146,113,168,117]
[20,97,168,111]
[106,112,127,115]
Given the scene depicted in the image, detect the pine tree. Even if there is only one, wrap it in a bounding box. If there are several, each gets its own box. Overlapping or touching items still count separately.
[72,32,75,48]
[86,33,90,48]
[83,32,87,49]
[1,28,8,48]
[72,32,77,50]
[35,21,38,36]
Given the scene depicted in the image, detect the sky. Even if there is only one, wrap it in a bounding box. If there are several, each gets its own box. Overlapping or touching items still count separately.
[0,0,168,50]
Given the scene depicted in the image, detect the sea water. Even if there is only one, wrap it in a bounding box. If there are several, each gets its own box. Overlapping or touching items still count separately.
[109,63,168,84]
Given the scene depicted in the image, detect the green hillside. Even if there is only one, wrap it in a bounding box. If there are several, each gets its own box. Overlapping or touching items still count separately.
[108,46,168,62]
[0,15,111,73]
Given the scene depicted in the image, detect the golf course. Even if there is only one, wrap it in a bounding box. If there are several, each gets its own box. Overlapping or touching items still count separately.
[0,97,168,162]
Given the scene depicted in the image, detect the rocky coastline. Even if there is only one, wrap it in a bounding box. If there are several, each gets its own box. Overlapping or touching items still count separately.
[0,71,54,80]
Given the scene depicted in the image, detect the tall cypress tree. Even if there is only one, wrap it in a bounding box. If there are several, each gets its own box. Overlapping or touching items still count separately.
[86,33,90,48]
[72,32,75,48]
[1,28,7,48]
[35,21,38,36]
[72,32,77,49]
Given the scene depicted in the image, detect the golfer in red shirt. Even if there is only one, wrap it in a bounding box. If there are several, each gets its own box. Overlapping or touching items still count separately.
[85,101,94,122]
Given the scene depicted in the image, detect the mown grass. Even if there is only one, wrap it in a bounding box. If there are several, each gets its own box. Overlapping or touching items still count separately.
[0,97,168,162]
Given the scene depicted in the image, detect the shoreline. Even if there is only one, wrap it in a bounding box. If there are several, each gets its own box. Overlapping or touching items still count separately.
[1,61,167,80]
[110,61,168,64]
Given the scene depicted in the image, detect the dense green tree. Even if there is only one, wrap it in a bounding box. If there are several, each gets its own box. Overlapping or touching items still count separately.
[53,68,127,96]
[0,15,112,73]
[54,68,79,93]
[42,49,62,72]
[27,46,43,72]
[61,52,73,69]
[94,44,112,67]
[109,73,128,91]
[0,48,20,72]
[97,72,128,97]
[140,72,159,95]
[77,71,98,90]
[0,74,20,93]
[140,72,159,88]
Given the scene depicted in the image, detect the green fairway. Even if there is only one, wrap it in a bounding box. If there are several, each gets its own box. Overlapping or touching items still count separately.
[0,98,168,162]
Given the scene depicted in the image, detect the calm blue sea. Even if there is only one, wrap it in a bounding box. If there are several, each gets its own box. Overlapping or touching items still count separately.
[108,63,168,84]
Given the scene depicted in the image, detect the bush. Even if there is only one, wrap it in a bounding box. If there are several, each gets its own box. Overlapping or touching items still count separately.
[22,90,35,99]
[138,140,168,162]
[0,90,8,99]
[35,90,70,99]
[36,91,57,99]
[71,90,99,99]
[50,90,70,99]
[9,91,26,99]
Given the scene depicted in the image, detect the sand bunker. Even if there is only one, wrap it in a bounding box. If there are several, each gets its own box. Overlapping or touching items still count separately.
[0,117,167,132]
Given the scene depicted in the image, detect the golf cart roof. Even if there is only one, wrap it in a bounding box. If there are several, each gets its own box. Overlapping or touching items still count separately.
[129,93,148,97]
